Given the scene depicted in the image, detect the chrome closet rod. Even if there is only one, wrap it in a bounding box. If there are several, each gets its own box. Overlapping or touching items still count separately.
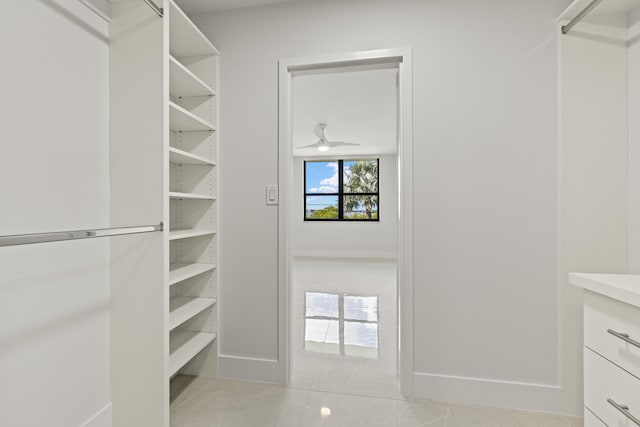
[143,0,164,17]
[561,0,603,34]
[0,223,163,247]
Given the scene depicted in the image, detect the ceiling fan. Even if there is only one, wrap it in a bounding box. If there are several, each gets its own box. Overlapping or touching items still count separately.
[298,123,359,152]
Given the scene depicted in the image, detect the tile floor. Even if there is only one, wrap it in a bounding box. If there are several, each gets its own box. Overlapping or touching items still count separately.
[290,258,399,400]
[171,258,583,426]
[171,375,583,426]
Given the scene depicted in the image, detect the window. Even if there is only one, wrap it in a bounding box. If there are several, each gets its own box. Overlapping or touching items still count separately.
[304,291,379,358]
[304,159,379,221]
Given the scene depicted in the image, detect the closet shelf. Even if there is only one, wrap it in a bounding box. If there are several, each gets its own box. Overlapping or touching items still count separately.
[169,296,216,331]
[170,56,216,98]
[169,229,216,241]
[169,0,219,58]
[169,147,215,166]
[169,191,215,201]
[170,262,217,286]
[170,102,215,132]
[169,330,216,378]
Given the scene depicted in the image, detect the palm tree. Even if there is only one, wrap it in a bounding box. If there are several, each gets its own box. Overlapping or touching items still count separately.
[344,160,378,219]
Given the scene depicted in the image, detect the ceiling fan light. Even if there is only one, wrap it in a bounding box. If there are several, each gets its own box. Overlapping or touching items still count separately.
[317,145,330,152]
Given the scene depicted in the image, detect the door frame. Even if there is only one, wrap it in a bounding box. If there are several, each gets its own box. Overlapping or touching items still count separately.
[277,47,414,395]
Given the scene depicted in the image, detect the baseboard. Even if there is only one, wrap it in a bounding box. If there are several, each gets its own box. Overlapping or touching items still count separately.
[79,403,112,427]
[293,250,397,260]
[218,355,279,383]
[413,372,567,415]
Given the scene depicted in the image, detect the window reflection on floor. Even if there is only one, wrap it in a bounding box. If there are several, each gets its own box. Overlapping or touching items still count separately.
[304,291,379,358]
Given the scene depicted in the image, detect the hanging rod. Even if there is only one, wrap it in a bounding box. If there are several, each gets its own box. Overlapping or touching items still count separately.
[143,0,164,17]
[0,223,163,248]
[562,0,603,34]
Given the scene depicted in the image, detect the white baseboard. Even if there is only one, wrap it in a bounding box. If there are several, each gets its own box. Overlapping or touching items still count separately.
[219,355,279,383]
[413,372,568,415]
[79,403,112,427]
[293,250,397,260]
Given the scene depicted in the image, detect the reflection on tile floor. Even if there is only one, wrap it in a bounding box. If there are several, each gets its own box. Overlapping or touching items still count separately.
[171,258,583,426]
[304,291,379,358]
[293,258,398,399]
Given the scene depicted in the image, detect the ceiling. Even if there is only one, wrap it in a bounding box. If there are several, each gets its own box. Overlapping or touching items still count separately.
[292,66,398,158]
[175,0,305,14]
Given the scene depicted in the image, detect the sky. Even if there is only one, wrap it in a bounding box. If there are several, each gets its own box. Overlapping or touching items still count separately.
[305,161,339,210]
[306,161,338,193]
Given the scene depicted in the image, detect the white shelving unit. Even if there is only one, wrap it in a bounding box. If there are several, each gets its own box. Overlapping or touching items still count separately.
[169,146,215,166]
[169,191,215,200]
[169,229,216,241]
[169,296,217,330]
[169,331,217,378]
[110,1,220,425]
[170,102,215,132]
[167,0,219,396]
[169,1,220,58]
[169,262,217,286]
[170,56,215,98]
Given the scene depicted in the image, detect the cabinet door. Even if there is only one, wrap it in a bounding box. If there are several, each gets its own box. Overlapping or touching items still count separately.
[584,347,640,426]
[584,291,640,379]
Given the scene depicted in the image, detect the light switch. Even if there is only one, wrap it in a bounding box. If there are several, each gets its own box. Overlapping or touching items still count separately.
[266,185,279,205]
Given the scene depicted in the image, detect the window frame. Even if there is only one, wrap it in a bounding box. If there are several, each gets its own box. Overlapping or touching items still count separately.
[303,158,380,221]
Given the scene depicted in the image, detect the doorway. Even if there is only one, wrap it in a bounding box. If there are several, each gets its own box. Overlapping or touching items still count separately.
[278,48,414,395]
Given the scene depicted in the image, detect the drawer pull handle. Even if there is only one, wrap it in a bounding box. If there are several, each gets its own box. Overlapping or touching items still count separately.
[608,399,640,426]
[607,329,640,349]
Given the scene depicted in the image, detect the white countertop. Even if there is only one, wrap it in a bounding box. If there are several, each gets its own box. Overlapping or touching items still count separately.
[569,273,640,308]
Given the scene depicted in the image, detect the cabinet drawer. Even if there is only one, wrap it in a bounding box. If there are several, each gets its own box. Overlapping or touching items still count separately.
[584,290,640,378]
[584,408,605,427]
[584,347,640,426]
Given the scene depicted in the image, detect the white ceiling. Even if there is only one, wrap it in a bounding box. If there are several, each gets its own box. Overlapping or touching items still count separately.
[292,66,398,158]
[175,0,305,14]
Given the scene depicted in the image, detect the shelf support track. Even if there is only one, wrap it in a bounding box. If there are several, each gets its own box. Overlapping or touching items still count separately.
[143,0,164,17]
[0,223,164,247]
[561,0,603,34]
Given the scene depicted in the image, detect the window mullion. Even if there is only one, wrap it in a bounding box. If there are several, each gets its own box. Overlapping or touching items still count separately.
[338,160,344,219]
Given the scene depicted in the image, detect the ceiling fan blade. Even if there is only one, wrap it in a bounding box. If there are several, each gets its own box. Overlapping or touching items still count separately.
[296,140,322,149]
[329,141,359,147]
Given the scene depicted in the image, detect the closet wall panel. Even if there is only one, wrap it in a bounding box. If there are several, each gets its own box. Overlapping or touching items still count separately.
[0,1,111,426]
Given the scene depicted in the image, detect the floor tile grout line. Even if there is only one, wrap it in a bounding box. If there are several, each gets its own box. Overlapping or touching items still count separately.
[339,359,362,394]
[306,387,407,403]
[448,404,461,427]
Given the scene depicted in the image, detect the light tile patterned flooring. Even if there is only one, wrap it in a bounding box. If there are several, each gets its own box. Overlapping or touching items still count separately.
[171,258,582,426]
[171,375,582,426]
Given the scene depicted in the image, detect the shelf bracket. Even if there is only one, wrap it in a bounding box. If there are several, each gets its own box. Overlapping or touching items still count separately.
[143,0,164,17]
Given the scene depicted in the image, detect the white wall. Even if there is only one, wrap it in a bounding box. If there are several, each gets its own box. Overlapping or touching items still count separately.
[0,2,111,426]
[629,7,640,273]
[193,0,571,413]
[293,155,397,258]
